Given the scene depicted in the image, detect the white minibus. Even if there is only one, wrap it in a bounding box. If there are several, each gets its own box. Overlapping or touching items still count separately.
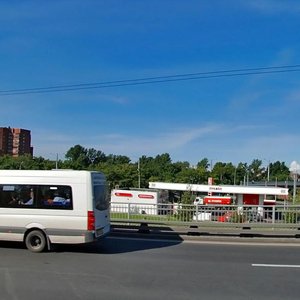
[0,170,110,252]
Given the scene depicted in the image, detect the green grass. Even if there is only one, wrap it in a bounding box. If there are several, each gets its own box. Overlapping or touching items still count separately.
[110,212,177,221]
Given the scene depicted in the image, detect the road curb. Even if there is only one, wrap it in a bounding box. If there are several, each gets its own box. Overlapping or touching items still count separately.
[111,223,300,244]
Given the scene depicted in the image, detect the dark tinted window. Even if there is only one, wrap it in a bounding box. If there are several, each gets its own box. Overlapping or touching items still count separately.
[94,184,109,211]
[0,184,73,210]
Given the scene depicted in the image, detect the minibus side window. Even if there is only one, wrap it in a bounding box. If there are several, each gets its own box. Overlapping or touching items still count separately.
[0,184,73,209]
[0,185,35,208]
[37,185,73,209]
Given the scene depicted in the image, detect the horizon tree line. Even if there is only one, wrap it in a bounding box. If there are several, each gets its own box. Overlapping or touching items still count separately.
[0,144,293,191]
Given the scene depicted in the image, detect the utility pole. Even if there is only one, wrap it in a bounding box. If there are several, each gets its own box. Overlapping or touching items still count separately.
[263,159,270,182]
[138,158,141,188]
[290,161,299,205]
[293,173,297,205]
[233,166,237,185]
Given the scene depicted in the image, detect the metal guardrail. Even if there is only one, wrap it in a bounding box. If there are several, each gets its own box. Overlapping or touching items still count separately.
[110,203,300,229]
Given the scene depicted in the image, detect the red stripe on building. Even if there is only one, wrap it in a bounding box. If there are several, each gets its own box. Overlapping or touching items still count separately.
[115,192,133,197]
[138,194,155,199]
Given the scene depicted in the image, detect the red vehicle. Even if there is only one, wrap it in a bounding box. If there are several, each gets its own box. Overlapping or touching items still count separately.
[194,196,232,205]
[194,196,234,222]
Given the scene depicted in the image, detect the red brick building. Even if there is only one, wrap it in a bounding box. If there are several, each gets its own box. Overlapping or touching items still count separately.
[0,127,33,157]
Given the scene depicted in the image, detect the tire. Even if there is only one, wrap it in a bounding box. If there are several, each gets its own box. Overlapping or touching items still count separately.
[25,230,47,253]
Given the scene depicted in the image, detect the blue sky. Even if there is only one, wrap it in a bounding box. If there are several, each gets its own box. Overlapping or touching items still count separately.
[1,0,300,167]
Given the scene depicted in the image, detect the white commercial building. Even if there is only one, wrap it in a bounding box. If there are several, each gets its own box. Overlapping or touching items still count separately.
[149,182,289,206]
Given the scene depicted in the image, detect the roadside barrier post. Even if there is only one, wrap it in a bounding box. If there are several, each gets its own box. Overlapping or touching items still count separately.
[128,203,131,220]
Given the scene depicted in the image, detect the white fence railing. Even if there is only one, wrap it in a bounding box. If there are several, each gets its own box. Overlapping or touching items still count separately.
[110,203,300,228]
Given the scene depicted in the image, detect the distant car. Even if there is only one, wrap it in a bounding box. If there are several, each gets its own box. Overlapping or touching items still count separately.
[193,197,203,205]
[216,211,234,222]
[192,212,211,221]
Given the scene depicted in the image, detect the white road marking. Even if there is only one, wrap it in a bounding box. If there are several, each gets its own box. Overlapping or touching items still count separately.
[4,268,18,300]
[252,264,300,268]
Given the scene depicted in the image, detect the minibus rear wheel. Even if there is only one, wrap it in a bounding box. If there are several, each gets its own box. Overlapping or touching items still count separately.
[25,230,47,253]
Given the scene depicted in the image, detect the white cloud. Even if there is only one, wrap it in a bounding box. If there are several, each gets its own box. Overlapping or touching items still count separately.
[289,161,300,174]
[92,124,221,155]
[227,134,300,164]
[286,90,300,103]
[229,91,266,111]
[30,119,300,166]
[244,0,300,14]
[33,124,220,159]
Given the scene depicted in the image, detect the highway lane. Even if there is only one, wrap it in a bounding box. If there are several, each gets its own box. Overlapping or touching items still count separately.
[0,237,300,300]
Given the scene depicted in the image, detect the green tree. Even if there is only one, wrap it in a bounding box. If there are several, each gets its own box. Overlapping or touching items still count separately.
[211,162,235,184]
[235,162,248,185]
[0,146,294,199]
[86,148,106,165]
[197,158,209,170]
[0,154,54,170]
[139,154,172,183]
[106,154,130,165]
[269,161,290,181]
[96,162,137,189]
[169,161,190,182]
[65,145,89,169]
[176,168,198,183]
[248,159,264,182]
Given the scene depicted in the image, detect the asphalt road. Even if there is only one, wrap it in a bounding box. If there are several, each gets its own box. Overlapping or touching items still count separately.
[1,236,300,300]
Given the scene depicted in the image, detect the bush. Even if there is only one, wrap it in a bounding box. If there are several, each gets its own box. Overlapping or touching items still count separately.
[176,191,195,222]
[284,212,300,223]
[229,212,247,223]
